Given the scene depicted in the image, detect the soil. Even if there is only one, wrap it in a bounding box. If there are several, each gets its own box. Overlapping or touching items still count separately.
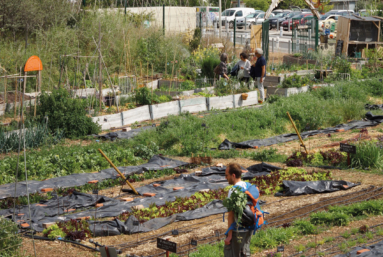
[14,122,383,257]
[0,92,32,104]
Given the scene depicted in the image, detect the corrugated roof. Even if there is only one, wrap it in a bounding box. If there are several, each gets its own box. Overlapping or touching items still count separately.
[341,15,381,21]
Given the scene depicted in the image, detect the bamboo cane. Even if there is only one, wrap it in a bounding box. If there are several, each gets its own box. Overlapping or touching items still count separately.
[286,112,308,155]
[98,149,138,195]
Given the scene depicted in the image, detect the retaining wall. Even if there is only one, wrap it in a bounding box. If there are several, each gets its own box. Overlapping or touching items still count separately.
[92,90,260,130]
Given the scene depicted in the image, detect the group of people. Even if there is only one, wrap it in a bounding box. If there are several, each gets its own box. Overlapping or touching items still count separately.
[218,48,266,103]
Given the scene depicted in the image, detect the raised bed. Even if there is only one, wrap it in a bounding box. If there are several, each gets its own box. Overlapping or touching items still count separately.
[267,85,309,97]
[180,97,207,113]
[207,95,234,110]
[233,91,258,107]
[149,101,180,120]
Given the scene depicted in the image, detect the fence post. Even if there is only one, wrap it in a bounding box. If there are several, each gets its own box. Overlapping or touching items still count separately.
[241,34,243,45]
[245,17,247,30]
[200,12,202,29]
[272,38,274,53]
[163,5,165,36]
[234,19,236,48]
[288,40,291,54]
[280,26,283,37]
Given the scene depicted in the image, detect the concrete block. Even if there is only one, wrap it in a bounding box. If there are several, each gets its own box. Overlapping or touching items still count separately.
[123,105,151,125]
[180,97,207,113]
[150,101,180,120]
[207,95,234,110]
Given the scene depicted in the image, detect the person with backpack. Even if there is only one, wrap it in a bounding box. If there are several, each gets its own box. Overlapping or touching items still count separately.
[224,163,265,257]
[214,53,230,80]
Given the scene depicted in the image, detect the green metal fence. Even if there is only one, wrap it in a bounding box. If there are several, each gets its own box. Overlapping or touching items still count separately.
[291,16,319,55]
[262,20,269,62]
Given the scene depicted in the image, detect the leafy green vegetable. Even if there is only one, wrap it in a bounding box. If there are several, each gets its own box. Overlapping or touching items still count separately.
[222,187,247,225]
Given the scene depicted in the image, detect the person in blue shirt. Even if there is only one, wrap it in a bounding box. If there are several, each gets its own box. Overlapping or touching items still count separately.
[252,48,266,103]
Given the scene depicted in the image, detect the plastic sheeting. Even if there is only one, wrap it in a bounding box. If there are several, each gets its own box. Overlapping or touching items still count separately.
[0,155,188,199]
[199,163,281,180]
[219,114,383,150]
[275,180,359,196]
[334,240,383,257]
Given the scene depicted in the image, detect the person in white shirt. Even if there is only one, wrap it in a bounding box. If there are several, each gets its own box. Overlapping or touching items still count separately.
[236,52,251,84]
[224,163,252,257]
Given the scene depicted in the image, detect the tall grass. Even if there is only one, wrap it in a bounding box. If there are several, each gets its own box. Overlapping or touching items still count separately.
[351,141,383,169]
[0,10,186,92]
[126,79,382,156]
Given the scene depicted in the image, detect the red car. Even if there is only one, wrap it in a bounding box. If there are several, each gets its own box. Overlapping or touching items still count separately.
[282,13,312,30]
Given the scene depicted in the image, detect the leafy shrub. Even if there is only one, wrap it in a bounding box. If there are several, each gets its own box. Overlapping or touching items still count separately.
[281,74,312,88]
[135,87,159,105]
[201,56,220,78]
[37,89,100,138]
[158,95,173,103]
[251,226,298,248]
[189,28,202,52]
[310,211,350,226]
[0,217,22,255]
[134,142,159,160]
[180,80,195,90]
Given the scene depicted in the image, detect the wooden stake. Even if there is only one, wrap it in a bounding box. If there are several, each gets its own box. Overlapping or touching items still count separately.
[3,73,7,122]
[151,65,154,105]
[34,73,38,117]
[169,51,176,95]
[165,52,167,76]
[22,72,27,123]
[99,22,102,112]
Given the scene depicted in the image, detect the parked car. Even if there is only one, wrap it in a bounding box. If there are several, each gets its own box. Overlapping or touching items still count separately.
[252,12,275,26]
[282,13,311,30]
[300,14,313,25]
[272,9,292,14]
[217,8,256,28]
[236,11,264,29]
[269,12,291,29]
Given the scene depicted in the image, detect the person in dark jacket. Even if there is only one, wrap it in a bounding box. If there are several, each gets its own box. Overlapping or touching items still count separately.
[219,53,230,80]
[251,48,266,103]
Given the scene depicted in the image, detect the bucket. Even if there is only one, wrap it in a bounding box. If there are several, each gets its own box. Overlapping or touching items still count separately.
[241,93,248,100]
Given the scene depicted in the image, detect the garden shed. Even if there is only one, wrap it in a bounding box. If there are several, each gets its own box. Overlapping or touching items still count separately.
[336,15,383,57]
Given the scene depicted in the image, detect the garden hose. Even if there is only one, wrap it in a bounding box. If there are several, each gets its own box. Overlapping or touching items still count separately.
[23,233,100,252]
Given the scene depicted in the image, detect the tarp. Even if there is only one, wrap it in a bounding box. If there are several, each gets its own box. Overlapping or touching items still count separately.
[334,240,383,257]
[275,180,359,196]
[199,163,281,180]
[0,155,188,199]
[219,113,383,150]
[95,126,154,141]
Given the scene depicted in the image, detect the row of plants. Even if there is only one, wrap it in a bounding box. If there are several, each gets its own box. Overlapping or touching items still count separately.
[0,139,160,185]
[280,74,314,89]
[118,167,330,223]
[189,198,383,257]
[286,150,346,167]
[0,168,182,210]
[286,137,383,170]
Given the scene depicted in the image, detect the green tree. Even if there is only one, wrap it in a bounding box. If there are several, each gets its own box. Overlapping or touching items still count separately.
[243,0,271,11]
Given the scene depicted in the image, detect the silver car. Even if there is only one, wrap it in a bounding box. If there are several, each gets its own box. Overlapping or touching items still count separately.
[252,12,275,25]
[236,11,264,29]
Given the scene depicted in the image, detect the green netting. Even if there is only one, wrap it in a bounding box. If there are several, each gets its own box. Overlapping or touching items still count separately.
[262,20,269,62]
[291,16,319,56]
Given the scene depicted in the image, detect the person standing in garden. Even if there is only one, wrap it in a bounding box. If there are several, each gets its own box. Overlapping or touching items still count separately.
[224,163,253,257]
[251,48,266,103]
[216,53,230,80]
[236,52,251,84]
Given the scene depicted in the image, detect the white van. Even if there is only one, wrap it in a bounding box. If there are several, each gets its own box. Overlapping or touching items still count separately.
[217,8,256,28]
